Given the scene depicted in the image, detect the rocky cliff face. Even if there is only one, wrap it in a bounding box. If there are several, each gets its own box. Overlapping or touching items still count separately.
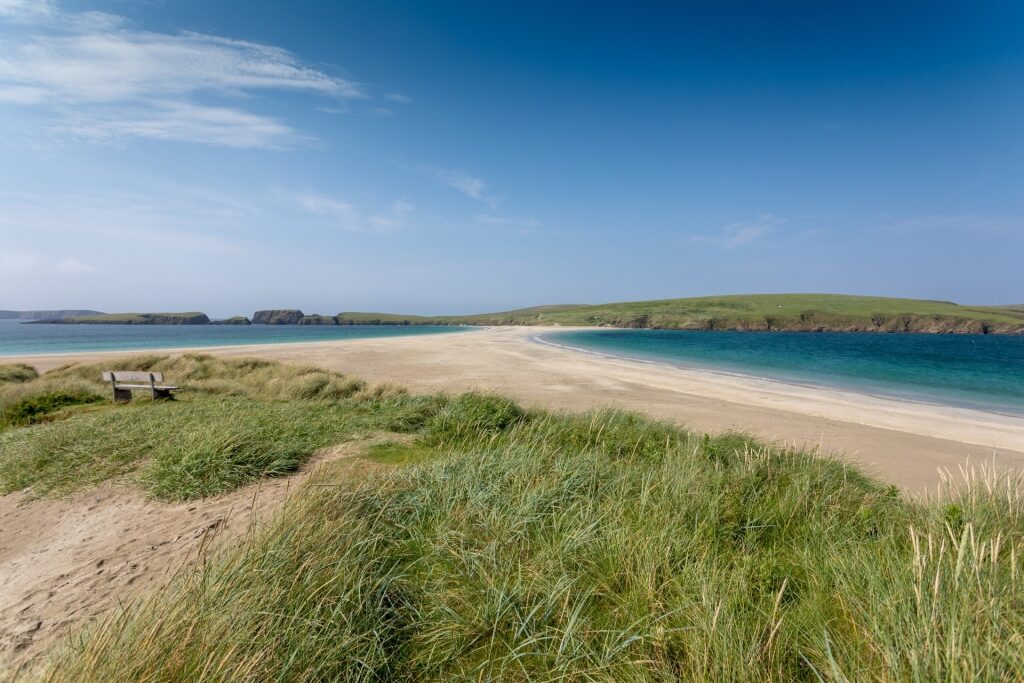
[252,310,304,325]
[146,313,210,325]
[212,316,251,325]
[297,315,339,325]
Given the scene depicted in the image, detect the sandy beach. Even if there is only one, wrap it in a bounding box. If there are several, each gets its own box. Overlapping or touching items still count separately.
[10,326,1024,491]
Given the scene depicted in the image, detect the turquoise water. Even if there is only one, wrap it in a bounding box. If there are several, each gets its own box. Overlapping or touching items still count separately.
[0,321,469,356]
[541,329,1024,415]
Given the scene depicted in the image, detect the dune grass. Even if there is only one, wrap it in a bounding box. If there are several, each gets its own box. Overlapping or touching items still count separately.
[0,354,423,500]
[0,363,39,384]
[44,392,1024,681]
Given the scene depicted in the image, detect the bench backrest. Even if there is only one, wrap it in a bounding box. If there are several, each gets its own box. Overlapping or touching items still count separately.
[102,371,164,383]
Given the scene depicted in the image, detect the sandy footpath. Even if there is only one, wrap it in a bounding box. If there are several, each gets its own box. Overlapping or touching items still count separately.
[0,442,381,675]
[10,325,1024,490]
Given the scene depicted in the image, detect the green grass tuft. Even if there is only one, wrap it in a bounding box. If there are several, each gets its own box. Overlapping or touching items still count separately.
[0,363,39,384]
[0,389,102,429]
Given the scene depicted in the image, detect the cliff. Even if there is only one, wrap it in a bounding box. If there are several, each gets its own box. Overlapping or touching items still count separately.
[210,316,251,325]
[297,315,339,325]
[252,310,305,325]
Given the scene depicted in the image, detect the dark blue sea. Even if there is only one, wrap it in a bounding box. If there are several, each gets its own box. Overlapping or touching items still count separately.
[539,329,1024,415]
[0,321,469,356]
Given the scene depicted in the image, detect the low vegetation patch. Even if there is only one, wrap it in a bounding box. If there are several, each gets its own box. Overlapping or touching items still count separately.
[0,389,103,429]
[0,363,39,384]
[44,393,1024,681]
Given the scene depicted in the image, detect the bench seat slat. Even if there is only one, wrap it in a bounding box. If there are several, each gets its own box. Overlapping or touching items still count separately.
[102,371,164,382]
[114,384,179,390]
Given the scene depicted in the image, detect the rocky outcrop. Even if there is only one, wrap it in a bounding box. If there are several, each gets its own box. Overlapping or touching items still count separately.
[146,313,210,325]
[297,315,339,325]
[211,316,251,325]
[252,310,304,325]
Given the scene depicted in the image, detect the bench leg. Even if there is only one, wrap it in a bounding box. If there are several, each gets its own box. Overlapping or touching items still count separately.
[153,388,174,401]
[112,387,132,403]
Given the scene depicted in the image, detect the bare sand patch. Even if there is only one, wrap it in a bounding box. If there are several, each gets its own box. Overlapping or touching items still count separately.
[0,438,384,677]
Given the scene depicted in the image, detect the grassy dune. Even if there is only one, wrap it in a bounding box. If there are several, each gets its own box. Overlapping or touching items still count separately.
[1,358,1019,680]
[345,294,1024,333]
[0,354,410,499]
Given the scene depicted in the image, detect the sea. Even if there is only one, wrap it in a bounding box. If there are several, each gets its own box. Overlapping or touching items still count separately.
[0,320,469,357]
[538,329,1024,416]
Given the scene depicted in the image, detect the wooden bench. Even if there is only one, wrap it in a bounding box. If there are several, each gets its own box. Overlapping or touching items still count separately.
[102,371,179,402]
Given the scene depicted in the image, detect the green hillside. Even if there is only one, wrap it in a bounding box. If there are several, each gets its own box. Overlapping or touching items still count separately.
[363,294,1024,334]
[33,312,211,325]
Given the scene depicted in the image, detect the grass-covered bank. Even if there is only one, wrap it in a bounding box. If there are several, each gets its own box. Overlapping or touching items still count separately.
[25,387,1023,680]
[0,354,416,500]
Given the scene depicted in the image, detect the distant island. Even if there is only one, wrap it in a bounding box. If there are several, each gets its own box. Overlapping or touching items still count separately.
[0,309,103,321]
[29,312,210,325]
[12,294,1024,333]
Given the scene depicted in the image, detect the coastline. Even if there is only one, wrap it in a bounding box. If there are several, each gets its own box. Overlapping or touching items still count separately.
[7,325,1024,490]
[531,330,1024,419]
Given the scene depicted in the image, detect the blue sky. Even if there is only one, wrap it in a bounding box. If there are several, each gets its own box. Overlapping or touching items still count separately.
[1,0,1021,316]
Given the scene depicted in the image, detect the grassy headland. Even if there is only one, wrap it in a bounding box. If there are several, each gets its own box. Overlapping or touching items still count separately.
[30,312,210,325]
[345,293,1024,334]
[0,356,1020,679]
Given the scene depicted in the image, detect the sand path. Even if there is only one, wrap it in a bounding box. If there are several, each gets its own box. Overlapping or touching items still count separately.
[0,442,378,677]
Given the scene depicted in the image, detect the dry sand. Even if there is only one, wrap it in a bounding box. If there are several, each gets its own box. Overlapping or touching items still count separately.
[3,325,1024,672]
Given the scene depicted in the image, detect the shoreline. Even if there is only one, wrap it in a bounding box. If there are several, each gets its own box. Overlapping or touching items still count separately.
[531,332,1024,420]
[0,326,476,363]
[6,326,1024,490]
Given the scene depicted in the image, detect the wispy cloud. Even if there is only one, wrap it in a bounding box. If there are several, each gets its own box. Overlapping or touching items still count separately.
[286,190,412,232]
[694,214,785,249]
[438,170,498,207]
[57,101,303,148]
[0,0,53,20]
[371,199,415,229]
[383,92,412,104]
[0,5,365,148]
[290,190,357,220]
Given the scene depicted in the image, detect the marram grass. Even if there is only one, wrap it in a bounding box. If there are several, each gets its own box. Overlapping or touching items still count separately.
[0,354,416,499]
[40,394,1024,682]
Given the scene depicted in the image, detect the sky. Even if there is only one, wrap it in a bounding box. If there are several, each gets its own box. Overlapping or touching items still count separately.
[1,0,1022,316]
